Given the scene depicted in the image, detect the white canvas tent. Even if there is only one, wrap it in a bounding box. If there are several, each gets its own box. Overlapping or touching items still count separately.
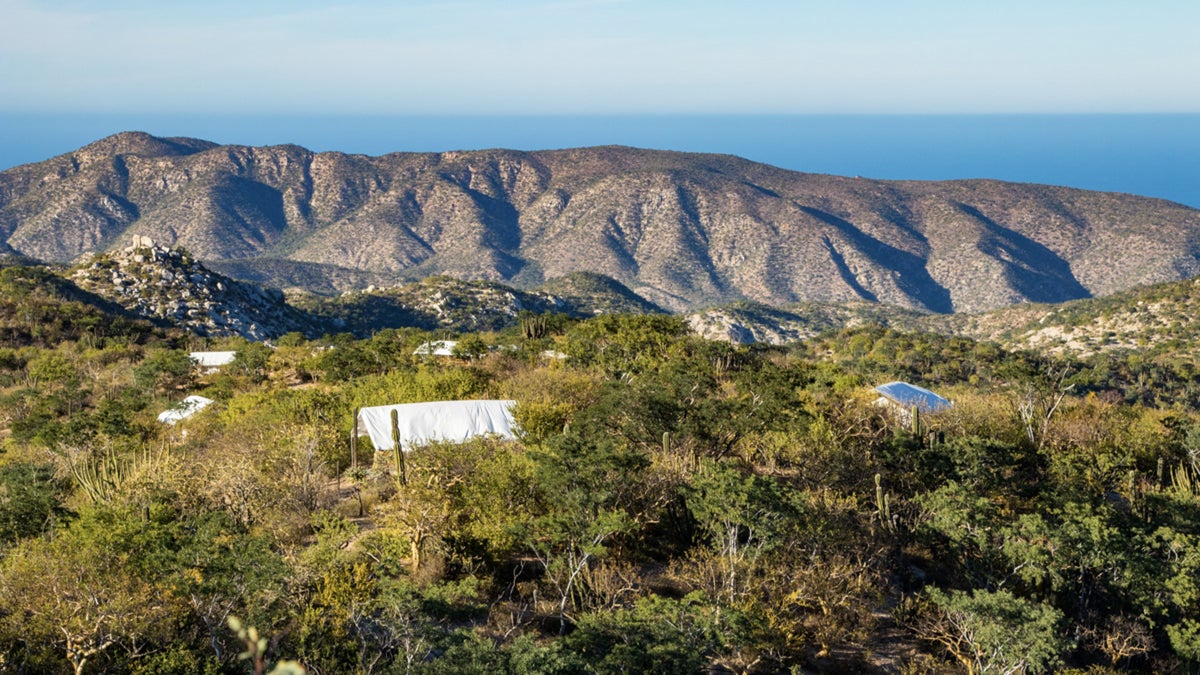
[413,341,457,357]
[356,399,518,452]
[190,351,237,373]
[874,382,952,414]
[157,395,214,424]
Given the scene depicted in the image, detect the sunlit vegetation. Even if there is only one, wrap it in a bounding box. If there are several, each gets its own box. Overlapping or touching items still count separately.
[4,303,1200,673]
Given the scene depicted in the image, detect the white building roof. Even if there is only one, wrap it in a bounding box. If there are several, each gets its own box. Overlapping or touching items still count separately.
[357,399,518,452]
[157,395,215,424]
[874,381,952,414]
[413,340,458,357]
[189,351,237,368]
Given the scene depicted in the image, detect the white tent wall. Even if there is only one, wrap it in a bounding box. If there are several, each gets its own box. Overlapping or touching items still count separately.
[356,400,519,452]
[157,395,215,425]
[190,351,237,368]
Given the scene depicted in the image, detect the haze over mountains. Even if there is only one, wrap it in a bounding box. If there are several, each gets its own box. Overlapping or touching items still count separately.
[3,131,1199,313]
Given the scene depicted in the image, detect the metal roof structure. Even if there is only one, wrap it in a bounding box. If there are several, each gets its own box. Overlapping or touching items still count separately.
[874,381,952,414]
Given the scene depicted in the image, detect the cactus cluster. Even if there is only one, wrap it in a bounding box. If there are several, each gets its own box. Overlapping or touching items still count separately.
[875,472,897,534]
[521,314,549,340]
[65,447,156,504]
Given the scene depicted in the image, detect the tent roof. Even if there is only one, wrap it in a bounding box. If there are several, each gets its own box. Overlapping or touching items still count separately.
[357,399,518,452]
[874,381,951,413]
[157,395,215,424]
[189,351,237,368]
[413,340,457,357]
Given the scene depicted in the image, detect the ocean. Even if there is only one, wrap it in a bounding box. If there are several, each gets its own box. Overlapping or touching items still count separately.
[1,113,1197,209]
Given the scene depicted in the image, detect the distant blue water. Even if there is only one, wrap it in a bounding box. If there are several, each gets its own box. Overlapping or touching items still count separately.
[1,114,1197,208]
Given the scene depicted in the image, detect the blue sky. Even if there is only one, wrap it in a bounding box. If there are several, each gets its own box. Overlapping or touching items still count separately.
[2,0,1198,114]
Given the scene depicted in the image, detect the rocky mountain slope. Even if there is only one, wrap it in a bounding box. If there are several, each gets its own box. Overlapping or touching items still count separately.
[55,239,663,340]
[4,131,1200,313]
[687,301,926,345]
[14,232,1200,359]
[929,275,1200,358]
[298,271,663,337]
[689,274,1200,361]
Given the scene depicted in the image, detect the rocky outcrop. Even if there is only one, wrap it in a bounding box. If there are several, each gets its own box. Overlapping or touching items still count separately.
[688,310,808,345]
[70,237,315,340]
[303,273,662,337]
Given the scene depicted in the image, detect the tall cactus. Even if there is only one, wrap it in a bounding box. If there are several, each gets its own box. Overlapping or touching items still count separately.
[874,473,895,533]
[391,409,407,486]
[66,445,160,505]
[521,314,549,340]
[1171,462,1199,495]
[351,407,360,469]
[910,404,922,438]
[70,450,126,504]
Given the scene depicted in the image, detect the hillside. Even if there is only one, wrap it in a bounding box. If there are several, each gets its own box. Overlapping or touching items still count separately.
[48,238,665,339]
[298,273,661,337]
[18,230,1200,359]
[7,298,1200,672]
[687,300,926,344]
[0,264,162,348]
[931,274,1200,357]
[4,132,1200,313]
[69,237,318,341]
[684,273,1200,360]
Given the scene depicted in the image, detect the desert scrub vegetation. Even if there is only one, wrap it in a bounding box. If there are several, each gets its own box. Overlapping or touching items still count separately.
[4,313,1200,672]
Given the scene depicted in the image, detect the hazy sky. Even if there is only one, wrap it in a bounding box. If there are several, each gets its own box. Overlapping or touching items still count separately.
[2,0,1198,114]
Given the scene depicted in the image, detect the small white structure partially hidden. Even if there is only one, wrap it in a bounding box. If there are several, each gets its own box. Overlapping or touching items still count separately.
[413,341,458,357]
[874,382,952,414]
[357,400,518,452]
[158,395,215,425]
[190,351,237,373]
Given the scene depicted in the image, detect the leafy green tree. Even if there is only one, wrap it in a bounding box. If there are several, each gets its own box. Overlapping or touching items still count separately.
[276,332,307,347]
[521,434,645,634]
[999,501,1127,612]
[562,596,725,675]
[561,314,688,377]
[294,562,376,670]
[233,341,274,383]
[417,630,510,675]
[451,335,488,360]
[914,588,1066,674]
[133,348,195,395]
[0,514,183,674]
[1167,618,1200,663]
[25,351,78,386]
[0,461,70,544]
[683,461,795,603]
[169,512,288,665]
[511,399,574,446]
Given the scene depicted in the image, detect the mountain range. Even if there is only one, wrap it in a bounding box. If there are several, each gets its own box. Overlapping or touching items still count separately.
[3,131,1200,313]
[9,231,1200,362]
